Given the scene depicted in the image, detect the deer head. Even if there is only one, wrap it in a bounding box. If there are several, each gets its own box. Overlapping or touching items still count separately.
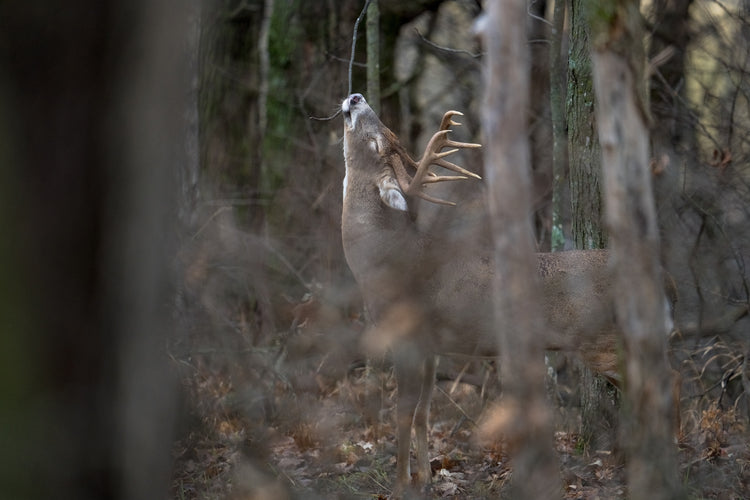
[342,93,481,209]
[340,94,481,314]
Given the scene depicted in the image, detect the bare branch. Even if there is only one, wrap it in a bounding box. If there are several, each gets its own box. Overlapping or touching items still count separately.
[414,28,483,58]
[349,0,372,96]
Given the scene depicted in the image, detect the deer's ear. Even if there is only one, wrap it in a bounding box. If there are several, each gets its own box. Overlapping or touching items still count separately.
[378,175,408,212]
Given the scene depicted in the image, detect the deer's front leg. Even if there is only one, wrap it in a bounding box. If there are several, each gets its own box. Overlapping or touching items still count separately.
[393,351,437,497]
[413,355,437,489]
[393,351,423,497]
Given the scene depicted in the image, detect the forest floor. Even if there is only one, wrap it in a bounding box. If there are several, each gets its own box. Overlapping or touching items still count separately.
[169,328,750,500]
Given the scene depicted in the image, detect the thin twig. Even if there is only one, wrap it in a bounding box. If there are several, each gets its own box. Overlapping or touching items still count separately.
[326,52,367,67]
[414,28,483,58]
[652,67,724,152]
[262,238,311,291]
[191,206,231,240]
[349,0,372,96]
[449,362,471,395]
[308,0,370,121]
[528,0,552,26]
[309,109,341,121]
[435,384,478,428]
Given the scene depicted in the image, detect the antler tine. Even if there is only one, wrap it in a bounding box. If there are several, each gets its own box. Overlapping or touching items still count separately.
[402,111,482,203]
[440,111,482,157]
[432,152,482,179]
[412,174,478,205]
[412,190,459,206]
[439,110,464,131]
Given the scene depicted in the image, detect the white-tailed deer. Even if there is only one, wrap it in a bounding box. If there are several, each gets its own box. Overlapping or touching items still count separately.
[340,93,671,496]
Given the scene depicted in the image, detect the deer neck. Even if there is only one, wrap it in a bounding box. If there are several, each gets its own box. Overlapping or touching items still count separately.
[342,134,424,305]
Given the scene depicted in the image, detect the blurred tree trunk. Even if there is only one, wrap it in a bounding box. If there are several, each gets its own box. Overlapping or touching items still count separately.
[590,2,682,498]
[568,0,607,250]
[528,0,554,251]
[647,0,693,155]
[567,0,616,453]
[198,0,264,218]
[181,7,202,228]
[482,1,561,498]
[645,0,693,283]
[258,0,274,177]
[0,0,188,498]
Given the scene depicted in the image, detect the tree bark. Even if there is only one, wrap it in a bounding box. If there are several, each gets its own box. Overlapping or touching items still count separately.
[482,1,561,498]
[567,0,616,452]
[550,0,571,250]
[568,0,607,249]
[590,2,682,498]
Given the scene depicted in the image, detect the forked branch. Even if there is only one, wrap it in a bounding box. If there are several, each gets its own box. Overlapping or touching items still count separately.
[393,111,482,206]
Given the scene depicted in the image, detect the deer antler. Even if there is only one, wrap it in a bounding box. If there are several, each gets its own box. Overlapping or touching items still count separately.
[392,111,482,206]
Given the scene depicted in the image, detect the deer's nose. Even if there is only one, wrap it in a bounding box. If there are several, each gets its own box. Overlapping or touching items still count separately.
[350,93,364,106]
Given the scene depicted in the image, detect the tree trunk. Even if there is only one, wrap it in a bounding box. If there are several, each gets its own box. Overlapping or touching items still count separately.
[550,0,571,250]
[645,0,694,293]
[590,2,682,498]
[482,1,561,498]
[198,0,264,211]
[528,0,554,251]
[568,0,606,250]
[180,6,202,229]
[567,0,615,453]
[258,0,274,177]
[647,0,693,154]
[0,0,187,498]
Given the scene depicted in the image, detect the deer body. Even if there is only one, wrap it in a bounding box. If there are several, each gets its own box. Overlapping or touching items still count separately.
[341,94,624,495]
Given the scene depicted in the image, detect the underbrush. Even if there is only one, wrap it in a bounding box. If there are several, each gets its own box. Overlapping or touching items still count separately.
[170,331,750,499]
